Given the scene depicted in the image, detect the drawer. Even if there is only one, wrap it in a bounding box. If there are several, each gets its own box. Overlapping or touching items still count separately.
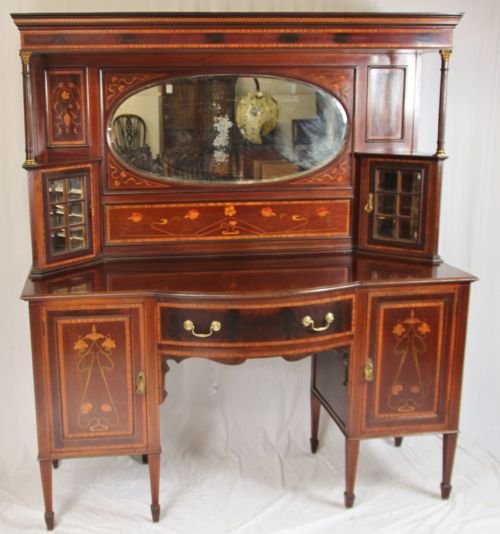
[157,295,354,346]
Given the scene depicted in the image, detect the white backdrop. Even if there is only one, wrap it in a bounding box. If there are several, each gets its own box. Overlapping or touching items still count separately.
[1,1,499,533]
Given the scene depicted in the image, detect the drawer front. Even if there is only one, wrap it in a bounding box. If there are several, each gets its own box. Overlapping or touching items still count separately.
[105,199,350,244]
[158,295,353,347]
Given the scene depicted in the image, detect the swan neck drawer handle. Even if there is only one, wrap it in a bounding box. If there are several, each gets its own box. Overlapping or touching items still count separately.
[183,319,222,338]
[302,312,335,332]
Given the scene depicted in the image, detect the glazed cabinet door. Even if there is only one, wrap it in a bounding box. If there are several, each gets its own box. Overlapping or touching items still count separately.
[39,303,149,456]
[361,287,463,435]
[355,154,442,261]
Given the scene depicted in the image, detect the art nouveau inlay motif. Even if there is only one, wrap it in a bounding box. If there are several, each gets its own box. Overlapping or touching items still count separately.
[388,309,431,413]
[73,325,119,432]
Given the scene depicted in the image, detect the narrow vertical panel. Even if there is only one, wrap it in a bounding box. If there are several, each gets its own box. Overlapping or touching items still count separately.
[366,67,406,141]
[46,69,88,146]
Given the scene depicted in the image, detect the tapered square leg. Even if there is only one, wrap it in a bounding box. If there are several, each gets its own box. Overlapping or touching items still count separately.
[148,453,161,522]
[310,354,320,453]
[441,433,458,499]
[310,394,320,453]
[344,439,360,508]
[39,460,54,530]
[394,437,403,447]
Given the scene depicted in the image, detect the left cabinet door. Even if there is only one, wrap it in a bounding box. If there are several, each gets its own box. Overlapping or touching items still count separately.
[29,163,101,276]
[39,303,149,456]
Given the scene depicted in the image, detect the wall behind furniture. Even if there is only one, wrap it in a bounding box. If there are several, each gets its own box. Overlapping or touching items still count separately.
[0,0,498,473]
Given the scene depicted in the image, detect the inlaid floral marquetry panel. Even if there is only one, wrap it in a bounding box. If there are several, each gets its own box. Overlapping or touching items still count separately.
[46,69,88,146]
[105,199,350,244]
[363,292,457,433]
[46,307,147,452]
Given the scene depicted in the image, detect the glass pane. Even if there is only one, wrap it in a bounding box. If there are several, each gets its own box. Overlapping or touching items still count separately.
[48,179,65,203]
[375,217,396,239]
[401,171,421,193]
[376,194,397,215]
[50,205,66,228]
[46,172,90,257]
[399,194,420,217]
[399,218,419,241]
[68,177,84,200]
[50,229,66,253]
[68,201,84,225]
[69,226,86,250]
[108,75,348,184]
[376,170,398,192]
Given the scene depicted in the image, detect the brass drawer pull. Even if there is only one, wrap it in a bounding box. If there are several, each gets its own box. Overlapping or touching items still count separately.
[364,192,374,213]
[136,372,146,395]
[364,358,374,382]
[302,312,335,332]
[183,319,222,338]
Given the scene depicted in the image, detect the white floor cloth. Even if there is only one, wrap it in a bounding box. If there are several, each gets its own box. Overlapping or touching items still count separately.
[1,358,499,534]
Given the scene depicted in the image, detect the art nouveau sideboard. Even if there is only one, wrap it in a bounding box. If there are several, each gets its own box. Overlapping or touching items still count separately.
[12,12,475,530]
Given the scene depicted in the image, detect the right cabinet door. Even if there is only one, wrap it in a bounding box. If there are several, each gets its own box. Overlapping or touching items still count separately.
[361,287,462,435]
[356,155,442,261]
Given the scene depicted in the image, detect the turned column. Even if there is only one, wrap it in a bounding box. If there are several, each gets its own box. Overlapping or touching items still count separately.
[435,49,452,158]
[20,50,37,168]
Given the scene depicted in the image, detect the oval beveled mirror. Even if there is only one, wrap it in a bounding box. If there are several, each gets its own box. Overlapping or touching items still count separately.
[108,75,348,184]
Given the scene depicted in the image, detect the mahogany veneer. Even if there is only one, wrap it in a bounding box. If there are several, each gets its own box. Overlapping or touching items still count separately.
[12,11,474,530]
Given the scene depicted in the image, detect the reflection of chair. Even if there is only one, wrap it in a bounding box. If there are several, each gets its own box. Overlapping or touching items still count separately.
[112,114,146,152]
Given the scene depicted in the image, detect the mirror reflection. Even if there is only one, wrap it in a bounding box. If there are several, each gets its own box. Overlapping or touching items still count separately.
[109,75,348,184]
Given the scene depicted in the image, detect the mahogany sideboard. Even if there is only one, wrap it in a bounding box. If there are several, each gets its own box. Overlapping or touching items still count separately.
[12,12,475,530]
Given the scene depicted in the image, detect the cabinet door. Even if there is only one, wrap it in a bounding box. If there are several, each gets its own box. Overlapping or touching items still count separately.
[45,305,148,454]
[361,289,457,435]
[356,155,441,261]
[29,163,101,276]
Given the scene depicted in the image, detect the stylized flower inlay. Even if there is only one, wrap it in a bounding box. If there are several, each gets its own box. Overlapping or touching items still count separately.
[224,205,237,217]
[316,207,331,218]
[80,402,93,414]
[101,337,116,351]
[128,212,143,223]
[261,207,276,217]
[391,384,403,396]
[392,323,406,337]
[74,338,89,352]
[184,209,200,220]
[417,322,431,336]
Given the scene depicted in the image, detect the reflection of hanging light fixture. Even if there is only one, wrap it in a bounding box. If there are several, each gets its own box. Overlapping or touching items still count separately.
[236,78,279,144]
